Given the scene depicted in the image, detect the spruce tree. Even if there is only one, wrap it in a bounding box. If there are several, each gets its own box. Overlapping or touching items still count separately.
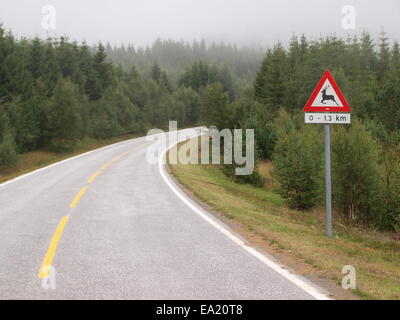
[43,78,85,151]
[0,105,18,166]
[377,29,390,80]
[151,61,162,83]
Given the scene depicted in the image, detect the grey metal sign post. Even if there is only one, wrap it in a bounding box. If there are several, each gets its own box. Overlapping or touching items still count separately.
[324,124,333,237]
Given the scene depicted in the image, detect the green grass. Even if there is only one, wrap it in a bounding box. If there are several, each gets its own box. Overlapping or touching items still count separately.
[169,153,400,300]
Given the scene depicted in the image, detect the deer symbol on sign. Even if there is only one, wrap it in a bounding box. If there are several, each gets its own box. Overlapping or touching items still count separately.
[321,85,339,106]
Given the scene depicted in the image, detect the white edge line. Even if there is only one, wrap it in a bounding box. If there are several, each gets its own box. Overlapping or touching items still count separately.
[159,133,332,300]
[0,136,145,188]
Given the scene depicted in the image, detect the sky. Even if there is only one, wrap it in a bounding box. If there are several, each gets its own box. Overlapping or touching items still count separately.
[0,0,399,48]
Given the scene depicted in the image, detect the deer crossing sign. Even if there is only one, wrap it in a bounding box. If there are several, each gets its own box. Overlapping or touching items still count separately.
[303,69,351,114]
[303,70,351,237]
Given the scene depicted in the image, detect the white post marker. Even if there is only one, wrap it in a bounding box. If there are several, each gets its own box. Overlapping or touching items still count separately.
[303,70,351,238]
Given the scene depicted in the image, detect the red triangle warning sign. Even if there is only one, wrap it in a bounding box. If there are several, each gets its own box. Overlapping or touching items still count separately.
[304,70,350,112]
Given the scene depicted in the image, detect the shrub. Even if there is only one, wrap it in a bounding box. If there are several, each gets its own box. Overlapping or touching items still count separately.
[0,107,18,167]
[243,116,276,160]
[379,146,400,231]
[219,127,265,187]
[0,131,18,167]
[331,120,382,223]
[221,163,265,187]
[273,121,323,210]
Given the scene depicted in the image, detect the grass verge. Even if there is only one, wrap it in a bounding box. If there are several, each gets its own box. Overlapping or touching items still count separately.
[168,148,400,300]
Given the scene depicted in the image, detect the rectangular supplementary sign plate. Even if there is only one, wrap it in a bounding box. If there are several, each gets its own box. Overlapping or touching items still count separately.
[305,113,351,124]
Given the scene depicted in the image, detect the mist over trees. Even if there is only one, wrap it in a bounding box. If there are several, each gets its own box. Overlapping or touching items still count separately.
[103,39,264,86]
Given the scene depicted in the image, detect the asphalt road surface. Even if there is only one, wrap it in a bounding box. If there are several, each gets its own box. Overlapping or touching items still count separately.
[0,128,330,299]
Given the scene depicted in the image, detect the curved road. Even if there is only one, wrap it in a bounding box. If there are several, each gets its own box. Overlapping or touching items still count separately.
[0,128,329,299]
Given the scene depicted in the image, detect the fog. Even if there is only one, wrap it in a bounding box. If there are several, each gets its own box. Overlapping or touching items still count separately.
[0,0,399,47]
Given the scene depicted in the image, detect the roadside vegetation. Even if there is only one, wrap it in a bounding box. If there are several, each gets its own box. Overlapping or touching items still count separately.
[167,31,400,299]
[169,148,400,300]
[213,31,400,233]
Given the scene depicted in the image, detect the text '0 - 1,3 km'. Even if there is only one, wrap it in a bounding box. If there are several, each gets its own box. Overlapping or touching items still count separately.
[305,113,351,124]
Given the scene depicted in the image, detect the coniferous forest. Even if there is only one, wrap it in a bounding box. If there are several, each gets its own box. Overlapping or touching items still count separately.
[1,25,400,231]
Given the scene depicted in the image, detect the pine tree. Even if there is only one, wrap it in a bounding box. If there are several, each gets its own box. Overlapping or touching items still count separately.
[40,41,59,95]
[377,79,400,132]
[108,83,139,133]
[253,43,286,113]
[55,37,79,79]
[43,78,86,151]
[0,25,10,101]
[160,71,172,93]
[5,95,40,152]
[30,37,44,80]
[94,43,113,91]
[254,55,269,104]
[377,29,390,80]
[360,32,377,78]
[151,61,162,83]
[0,105,18,166]
[172,87,201,125]
[200,82,229,129]
[389,41,400,78]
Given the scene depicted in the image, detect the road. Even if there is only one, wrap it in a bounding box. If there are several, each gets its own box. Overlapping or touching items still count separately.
[0,128,329,299]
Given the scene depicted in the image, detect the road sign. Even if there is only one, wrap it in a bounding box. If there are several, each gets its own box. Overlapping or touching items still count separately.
[304,70,351,112]
[303,70,352,238]
[305,113,350,124]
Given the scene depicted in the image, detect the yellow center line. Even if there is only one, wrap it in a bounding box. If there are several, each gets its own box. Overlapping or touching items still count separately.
[99,141,150,171]
[111,155,122,162]
[38,215,69,279]
[128,141,151,153]
[69,186,88,208]
[101,161,112,170]
[88,171,101,183]
[37,141,153,279]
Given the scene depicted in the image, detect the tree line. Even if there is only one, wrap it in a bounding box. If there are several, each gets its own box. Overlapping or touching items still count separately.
[0,27,223,164]
[103,38,264,87]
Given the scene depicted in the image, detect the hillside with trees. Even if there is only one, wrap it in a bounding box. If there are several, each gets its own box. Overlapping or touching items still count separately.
[0,27,205,163]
